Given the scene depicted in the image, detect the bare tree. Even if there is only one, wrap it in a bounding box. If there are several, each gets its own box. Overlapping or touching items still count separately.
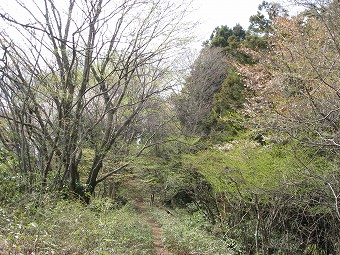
[173,47,228,134]
[0,0,194,198]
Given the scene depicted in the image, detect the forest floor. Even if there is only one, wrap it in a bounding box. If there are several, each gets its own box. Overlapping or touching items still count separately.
[136,201,170,255]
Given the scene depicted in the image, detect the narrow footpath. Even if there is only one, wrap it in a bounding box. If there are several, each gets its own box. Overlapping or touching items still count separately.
[136,201,170,255]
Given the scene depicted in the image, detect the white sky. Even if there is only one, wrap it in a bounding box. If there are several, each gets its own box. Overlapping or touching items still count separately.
[1,0,300,52]
[190,0,265,45]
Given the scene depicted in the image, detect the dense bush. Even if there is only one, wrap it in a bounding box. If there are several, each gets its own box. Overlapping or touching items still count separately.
[0,197,153,254]
[181,138,340,254]
[151,207,236,255]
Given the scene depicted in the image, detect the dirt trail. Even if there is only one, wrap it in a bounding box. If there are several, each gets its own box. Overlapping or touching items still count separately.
[136,201,170,255]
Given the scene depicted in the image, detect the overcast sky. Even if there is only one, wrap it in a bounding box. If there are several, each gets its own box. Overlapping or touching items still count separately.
[0,0,294,51]
[190,0,265,44]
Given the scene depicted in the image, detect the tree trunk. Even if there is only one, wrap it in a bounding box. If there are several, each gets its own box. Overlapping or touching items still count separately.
[86,153,104,194]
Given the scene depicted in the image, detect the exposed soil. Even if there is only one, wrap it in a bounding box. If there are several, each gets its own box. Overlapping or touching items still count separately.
[136,201,170,255]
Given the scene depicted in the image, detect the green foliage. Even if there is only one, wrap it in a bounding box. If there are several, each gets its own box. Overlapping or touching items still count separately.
[151,208,236,255]
[131,145,202,204]
[180,135,339,254]
[209,24,246,48]
[182,66,247,141]
[182,137,337,197]
[203,70,246,141]
[244,33,268,50]
[182,139,295,195]
[0,1,338,254]
[213,70,245,115]
[248,1,288,35]
[78,148,96,180]
[0,150,21,204]
[249,10,272,34]
[203,113,245,144]
[206,22,266,64]
[0,197,153,254]
[209,25,233,48]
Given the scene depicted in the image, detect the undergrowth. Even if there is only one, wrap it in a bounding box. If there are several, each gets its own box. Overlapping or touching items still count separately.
[0,194,153,255]
[150,207,236,255]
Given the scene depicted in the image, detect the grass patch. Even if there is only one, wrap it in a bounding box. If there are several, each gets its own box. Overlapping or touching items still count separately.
[0,195,153,254]
[151,207,236,255]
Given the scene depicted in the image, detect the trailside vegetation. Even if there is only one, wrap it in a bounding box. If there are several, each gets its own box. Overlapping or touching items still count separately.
[0,0,339,254]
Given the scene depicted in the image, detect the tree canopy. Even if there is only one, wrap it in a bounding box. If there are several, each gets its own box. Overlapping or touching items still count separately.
[0,0,194,198]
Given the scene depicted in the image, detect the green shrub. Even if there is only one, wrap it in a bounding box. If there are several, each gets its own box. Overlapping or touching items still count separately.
[0,150,21,204]
[151,208,236,255]
[0,197,153,254]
